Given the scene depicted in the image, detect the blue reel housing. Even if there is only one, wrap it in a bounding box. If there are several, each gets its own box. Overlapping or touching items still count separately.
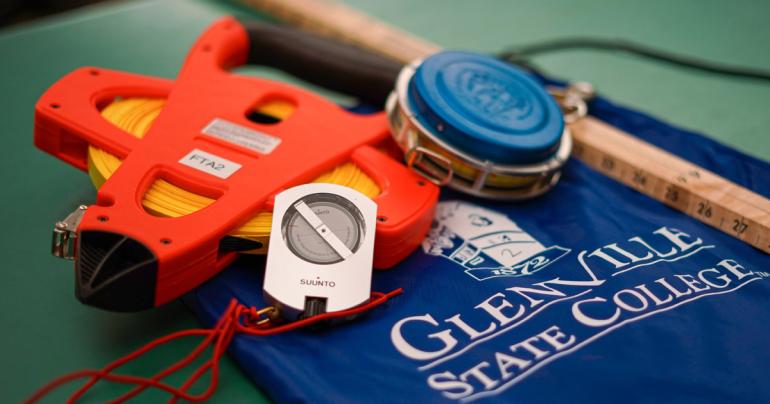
[407,51,564,165]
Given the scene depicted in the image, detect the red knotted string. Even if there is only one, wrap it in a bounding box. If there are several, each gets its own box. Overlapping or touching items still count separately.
[27,289,402,403]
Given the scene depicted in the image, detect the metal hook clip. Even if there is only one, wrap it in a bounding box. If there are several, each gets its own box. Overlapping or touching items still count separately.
[250,306,279,327]
[549,82,594,123]
[52,205,88,260]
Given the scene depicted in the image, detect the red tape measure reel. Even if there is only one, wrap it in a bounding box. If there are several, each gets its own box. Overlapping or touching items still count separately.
[34,17,438,311]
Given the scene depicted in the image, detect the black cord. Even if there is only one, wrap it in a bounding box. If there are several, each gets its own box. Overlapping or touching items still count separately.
[499,37,770,82]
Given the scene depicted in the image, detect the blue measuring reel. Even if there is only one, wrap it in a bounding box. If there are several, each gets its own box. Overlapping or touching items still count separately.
[387,51,589,199]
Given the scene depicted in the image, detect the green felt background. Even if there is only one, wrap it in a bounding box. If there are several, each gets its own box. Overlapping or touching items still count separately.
[0,0,767,402]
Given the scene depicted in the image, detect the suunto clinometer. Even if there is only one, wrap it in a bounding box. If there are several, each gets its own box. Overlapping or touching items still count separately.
[264,183,377,320]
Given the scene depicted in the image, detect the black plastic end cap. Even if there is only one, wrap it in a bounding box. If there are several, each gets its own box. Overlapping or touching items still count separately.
[75,231,157,312]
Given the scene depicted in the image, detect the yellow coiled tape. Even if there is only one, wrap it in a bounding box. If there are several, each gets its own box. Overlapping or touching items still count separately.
[89,97,381,254]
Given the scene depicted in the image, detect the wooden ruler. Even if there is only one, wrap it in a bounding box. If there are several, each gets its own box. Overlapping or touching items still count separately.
[572,118,770,253]
[242,0,770,254]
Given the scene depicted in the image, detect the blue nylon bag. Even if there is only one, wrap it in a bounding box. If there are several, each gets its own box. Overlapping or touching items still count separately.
[184,89,770,403]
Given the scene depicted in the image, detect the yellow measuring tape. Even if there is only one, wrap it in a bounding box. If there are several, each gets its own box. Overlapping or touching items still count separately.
[89,97,381,254]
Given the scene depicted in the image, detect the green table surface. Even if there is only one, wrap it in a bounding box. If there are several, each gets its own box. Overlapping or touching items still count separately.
[1,0,768,402]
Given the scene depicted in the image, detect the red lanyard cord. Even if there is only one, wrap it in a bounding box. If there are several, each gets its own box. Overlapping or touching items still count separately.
[27,289,402,403]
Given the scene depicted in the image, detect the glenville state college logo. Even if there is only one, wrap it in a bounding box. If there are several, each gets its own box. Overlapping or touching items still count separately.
[422,201,570,281]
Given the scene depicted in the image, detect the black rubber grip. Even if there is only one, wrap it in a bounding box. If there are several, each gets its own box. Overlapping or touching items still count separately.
[241,21,402,108]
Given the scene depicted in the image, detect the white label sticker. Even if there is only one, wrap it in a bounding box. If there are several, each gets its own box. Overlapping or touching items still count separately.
[202,118,281,155]
[178,149,242,179]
